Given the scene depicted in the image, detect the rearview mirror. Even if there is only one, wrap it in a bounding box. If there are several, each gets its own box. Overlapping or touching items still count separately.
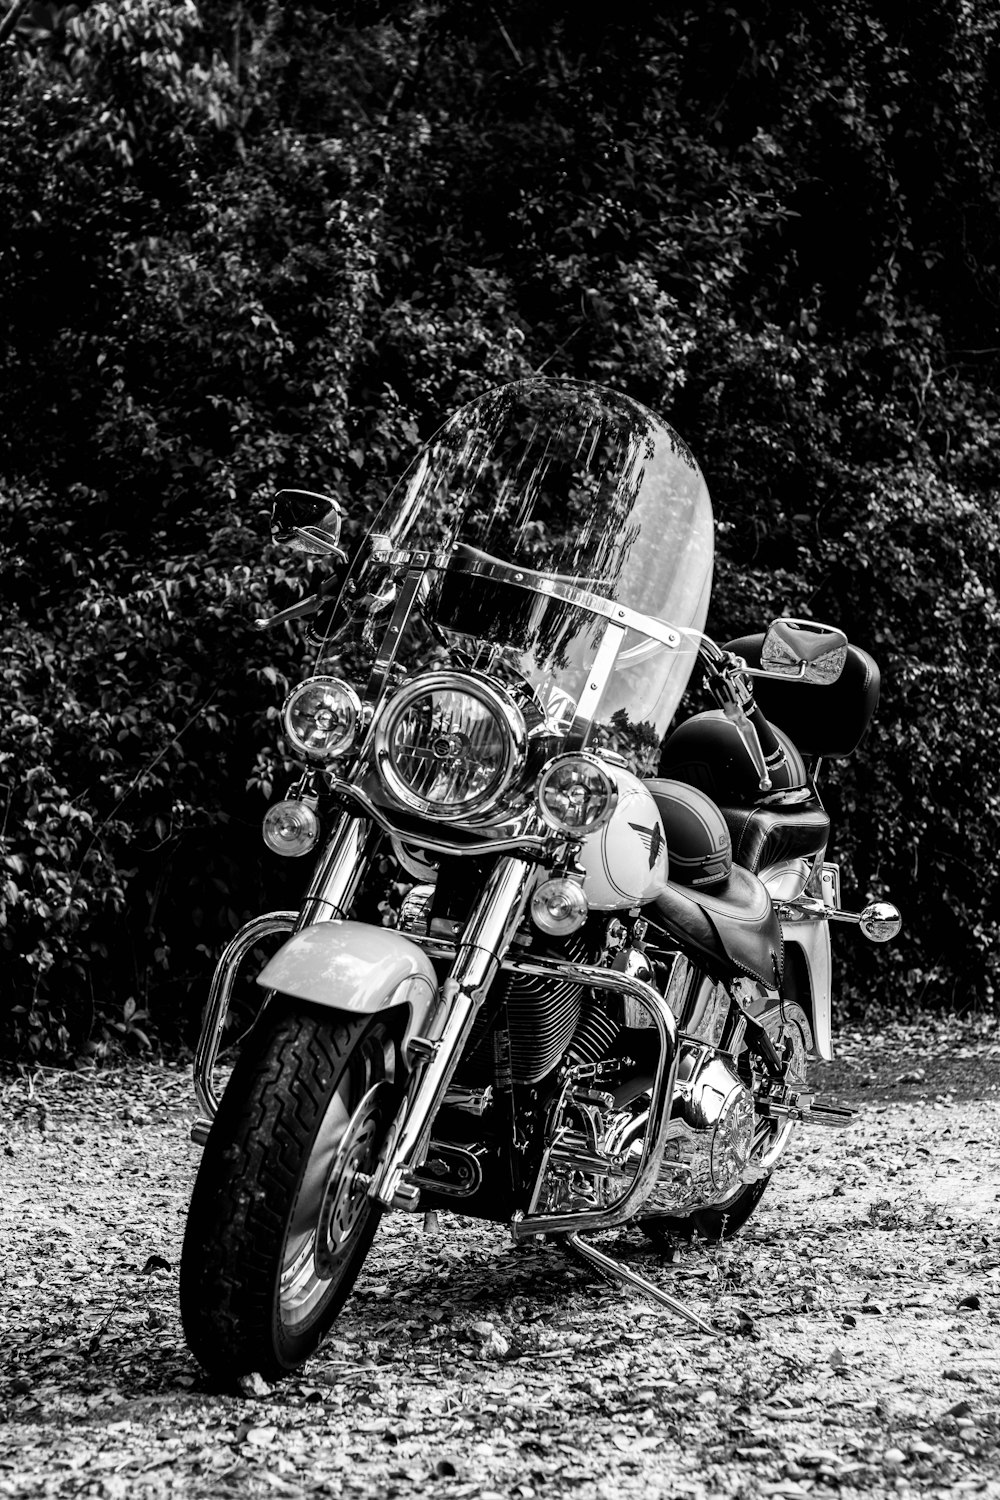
[271,489,346,559]
[760,617,848,685]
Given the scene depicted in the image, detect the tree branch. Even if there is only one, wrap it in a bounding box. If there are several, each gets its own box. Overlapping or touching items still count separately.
[0,0,31,46]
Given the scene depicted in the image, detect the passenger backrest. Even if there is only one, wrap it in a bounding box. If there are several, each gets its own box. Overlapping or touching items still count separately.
[725,633,880,760]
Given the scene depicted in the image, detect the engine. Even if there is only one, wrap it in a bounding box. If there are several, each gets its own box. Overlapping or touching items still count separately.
[455,935,591,1086]
[529,1040,756,1219]
[396,870,601,1087]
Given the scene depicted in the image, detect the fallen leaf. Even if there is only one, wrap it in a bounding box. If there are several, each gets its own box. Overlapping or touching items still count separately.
[237,1372,273,1399]
[243,1426,278,1447]
[139,1254,172,1275]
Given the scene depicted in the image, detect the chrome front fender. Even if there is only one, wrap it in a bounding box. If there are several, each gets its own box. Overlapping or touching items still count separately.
[256,920,440,1058]
[191,916,440,1143]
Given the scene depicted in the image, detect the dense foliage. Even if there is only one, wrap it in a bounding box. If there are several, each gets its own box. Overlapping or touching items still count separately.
[2,0,998,1058]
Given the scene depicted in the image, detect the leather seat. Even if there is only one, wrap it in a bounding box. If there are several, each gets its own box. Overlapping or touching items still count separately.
[644,776,784,987]
[719,789,830,875]
[647,866,784,989]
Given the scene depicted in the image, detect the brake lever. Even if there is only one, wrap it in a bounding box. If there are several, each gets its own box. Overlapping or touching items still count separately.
[705,650,772,792]
[722,700,772,793]
[254,573,343,630]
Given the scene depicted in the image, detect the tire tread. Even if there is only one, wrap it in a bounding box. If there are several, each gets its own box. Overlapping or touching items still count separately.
[181,1003,388,1379]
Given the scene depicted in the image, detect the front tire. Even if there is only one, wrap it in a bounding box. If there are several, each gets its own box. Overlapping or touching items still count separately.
[180,999,401,1381]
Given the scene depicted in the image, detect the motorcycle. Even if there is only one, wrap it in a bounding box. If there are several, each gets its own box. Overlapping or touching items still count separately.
[180,377,901,1379]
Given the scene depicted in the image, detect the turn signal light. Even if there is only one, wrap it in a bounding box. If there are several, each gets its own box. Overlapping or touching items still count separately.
[262,799,321,858]
[858,901,902,943]
[531,875,589,936]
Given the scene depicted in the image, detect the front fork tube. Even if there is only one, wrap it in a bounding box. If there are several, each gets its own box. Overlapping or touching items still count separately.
[369,856,538,1210]
[298,811,377,927]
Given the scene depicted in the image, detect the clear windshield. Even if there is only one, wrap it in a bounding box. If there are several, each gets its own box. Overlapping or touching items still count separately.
[352,378,713,767]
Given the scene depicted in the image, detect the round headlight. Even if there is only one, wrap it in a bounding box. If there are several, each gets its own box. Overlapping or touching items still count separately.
[373,672,526,820]
[282,676,361,761]
[536,753,617,836]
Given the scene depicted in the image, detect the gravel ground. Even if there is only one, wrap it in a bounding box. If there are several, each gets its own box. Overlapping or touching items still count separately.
[1,1018,999,1499]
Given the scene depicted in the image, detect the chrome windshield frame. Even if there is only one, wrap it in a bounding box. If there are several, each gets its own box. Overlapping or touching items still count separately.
[325,544,691,780]
[433,547,684,655]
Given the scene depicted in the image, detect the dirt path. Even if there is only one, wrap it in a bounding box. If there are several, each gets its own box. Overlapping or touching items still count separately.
[2,1023,999,1499]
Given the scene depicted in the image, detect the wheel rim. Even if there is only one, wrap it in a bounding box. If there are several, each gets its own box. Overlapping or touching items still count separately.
[278,1029,392,1331]
[744,1004,812,1180]
[314,1080,392,1278]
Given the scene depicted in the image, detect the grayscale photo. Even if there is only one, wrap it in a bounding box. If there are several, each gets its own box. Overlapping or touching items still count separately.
[1,2,998,1497]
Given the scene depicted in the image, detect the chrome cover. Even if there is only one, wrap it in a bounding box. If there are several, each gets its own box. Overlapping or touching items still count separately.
[411,1141,487,1197]
[397,883,436,936]
[527,1041,754,1221]
[615,1045,754,1216]
[371,670,528,822]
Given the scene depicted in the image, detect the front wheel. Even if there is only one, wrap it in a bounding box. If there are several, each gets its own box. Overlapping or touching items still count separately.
[180,999,401,1381]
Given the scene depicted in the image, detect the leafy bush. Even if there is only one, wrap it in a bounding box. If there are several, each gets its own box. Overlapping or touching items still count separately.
[1,0,998,1058]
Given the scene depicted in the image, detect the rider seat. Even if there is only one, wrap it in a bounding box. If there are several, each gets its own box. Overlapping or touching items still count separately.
[645,779,784,988]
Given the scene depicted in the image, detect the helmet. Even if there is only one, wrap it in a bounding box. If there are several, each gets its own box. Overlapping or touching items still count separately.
[659,710,807,804]
[576,767,670,911]
[646,779,732,889]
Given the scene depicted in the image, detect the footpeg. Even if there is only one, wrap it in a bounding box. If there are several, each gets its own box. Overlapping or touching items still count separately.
[389,1180,422,1210]
[560,1231,714,1336]
[801,1098,853,1127]
[757,1094,853,1128]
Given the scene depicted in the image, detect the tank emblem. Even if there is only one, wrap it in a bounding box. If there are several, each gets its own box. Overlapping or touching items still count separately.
[629,821,665,870]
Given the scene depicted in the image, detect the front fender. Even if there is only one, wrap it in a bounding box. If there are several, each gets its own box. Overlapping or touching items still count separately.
[257,920,439,1063]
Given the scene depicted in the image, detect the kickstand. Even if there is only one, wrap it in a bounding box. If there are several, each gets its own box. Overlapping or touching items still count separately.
[559,1231,715,1337]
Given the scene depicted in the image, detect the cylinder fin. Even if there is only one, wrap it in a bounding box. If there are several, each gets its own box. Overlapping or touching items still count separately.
[567,1000,621,1065]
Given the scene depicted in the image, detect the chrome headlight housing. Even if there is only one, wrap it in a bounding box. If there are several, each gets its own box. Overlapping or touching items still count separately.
[536,752,618,836]
[373,672,527,821]
[282,676,362,762]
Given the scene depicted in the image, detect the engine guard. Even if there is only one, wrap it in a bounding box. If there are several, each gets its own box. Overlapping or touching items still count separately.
[190,916,442,1144]
[256,920,441,1061]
